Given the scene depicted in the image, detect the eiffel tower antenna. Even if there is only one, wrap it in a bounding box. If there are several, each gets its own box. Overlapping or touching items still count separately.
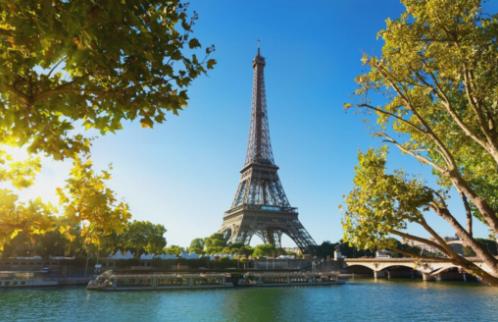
[219,50,316,253]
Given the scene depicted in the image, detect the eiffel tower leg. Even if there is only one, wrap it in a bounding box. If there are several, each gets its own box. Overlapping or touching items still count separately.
[274,231,282,249]
[284,219,316,253]
[266,229,276,246]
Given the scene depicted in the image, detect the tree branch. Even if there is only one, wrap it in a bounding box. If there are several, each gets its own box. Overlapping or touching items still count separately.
[415,69,491,155]
[390,229,447,255]
[462,66,498,164]
[458,190,473,238]
[381,134,445,172]
[372,61,498,238]
[357,103,427,134]
[428,202,498,272]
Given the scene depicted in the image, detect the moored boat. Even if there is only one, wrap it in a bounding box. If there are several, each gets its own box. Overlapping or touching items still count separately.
[87,270,344,291]
[0,271,58,288]
[87,271,234,291]
[238,272,343,287]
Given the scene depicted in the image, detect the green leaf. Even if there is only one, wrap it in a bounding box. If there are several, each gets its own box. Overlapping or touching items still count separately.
[207,59,216,69]
[188,38,201,49]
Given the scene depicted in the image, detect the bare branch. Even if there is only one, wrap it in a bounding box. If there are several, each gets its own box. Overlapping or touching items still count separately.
[381,133,445,172]
[388,246,446,261]
[458,190,473,238]
[356,103,427,134]
[47,57,67,78]
[390,229,447,254]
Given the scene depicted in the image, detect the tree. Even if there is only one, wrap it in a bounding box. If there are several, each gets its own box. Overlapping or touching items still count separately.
[204,233,227,254]
[164,245,184,256]
[188,238,205,254]
[120,220,166,258]
[0,189,56,253]
[228,243,254,258]
[314,241,335,259]
[252,244,277,259]
[0,0,215,159]
[57,155,131,261]
[343,0,498,285]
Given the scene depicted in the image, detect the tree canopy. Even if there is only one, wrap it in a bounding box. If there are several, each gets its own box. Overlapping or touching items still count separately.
[0,1,213,261]
[0,0,215,159]
[252,244,277,259]
[120,220,166,258]
[57,156,131,257]
[188,238,205,254]
[343,0,498,285]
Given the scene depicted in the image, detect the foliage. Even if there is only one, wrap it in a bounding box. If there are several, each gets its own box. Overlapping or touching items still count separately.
[343,149,433,250]
[120,220,166,258]
[313,241,335,259]
[188,238,205,254]
[252,244,277,258]
[0,189,56,252]
[0,149,41,188]
[203,233,227,254]
[228,243,254,258]
[164,245,184,256]
[0,0,215,159]
[57,155,131,258]
[344,0,498,284]
[313,241,374,259]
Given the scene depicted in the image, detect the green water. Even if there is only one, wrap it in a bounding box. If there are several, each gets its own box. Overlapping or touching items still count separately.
[1,280,497,322]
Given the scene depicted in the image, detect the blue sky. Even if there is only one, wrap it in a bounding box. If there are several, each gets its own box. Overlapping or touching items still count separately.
[19,0,496,246]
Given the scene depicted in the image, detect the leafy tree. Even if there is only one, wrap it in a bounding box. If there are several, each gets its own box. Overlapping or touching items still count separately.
[344,149,498,284]
[120,220,166,258]
[252,244,277,259]
[0,149,41,188]
[344,0,498,285]
[314,241,335,259]
[57,155,131,260]
[204,233,227,254]
[188,238,205,254]
[0,0,215,159]
[0,189,56,253]
[0,0,215,257]
[336,241,375,259]
[228,243,254,258]
[164,245,184,256]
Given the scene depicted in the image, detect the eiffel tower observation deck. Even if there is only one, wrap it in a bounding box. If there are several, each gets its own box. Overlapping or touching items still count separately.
[220,49,316,253]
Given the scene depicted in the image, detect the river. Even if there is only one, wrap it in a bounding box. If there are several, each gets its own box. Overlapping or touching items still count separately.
[1,280,497,322]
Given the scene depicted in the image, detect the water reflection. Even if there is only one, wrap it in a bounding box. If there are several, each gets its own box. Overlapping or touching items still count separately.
[222,287,310,322]
[0,281,497,322]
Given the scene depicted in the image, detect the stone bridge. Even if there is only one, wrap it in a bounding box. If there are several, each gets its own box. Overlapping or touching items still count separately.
[344,257,495,281]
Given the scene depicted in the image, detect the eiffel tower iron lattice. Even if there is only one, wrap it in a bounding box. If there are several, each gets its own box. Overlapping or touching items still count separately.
[220,49,316,253]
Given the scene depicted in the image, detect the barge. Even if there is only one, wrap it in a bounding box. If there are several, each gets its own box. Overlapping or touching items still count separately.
[87,271,343,291]
[0,271,58,288]
[238,272,342,287]
[87,271,233,291]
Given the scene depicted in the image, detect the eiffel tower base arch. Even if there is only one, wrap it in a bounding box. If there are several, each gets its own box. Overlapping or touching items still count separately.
[221,206,316,253]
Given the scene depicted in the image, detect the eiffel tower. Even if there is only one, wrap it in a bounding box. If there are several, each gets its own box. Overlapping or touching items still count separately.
[220,49,316,253]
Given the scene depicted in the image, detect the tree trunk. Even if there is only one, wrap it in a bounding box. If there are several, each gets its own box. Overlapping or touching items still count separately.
[449,172,498,236]
[432,205,498,277]
[459,191,473,238]
[391,226,498,286]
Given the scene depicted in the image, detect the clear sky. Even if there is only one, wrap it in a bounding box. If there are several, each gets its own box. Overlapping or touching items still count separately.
[16,0,497,246]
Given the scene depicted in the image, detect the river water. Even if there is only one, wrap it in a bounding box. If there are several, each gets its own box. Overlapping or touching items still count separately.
[1,280,497,322]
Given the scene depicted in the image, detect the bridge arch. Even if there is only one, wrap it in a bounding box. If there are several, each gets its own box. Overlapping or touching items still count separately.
[377,263,417,272]
[343,264,375,277]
